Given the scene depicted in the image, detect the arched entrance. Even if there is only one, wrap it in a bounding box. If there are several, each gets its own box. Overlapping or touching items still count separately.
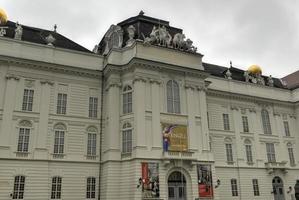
[272,176,285,200]
[168,171,186,200]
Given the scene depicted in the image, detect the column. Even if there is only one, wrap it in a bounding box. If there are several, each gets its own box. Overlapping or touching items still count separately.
[35,80,53,158]
[0,75,19,156]
[133,76,146,149]
[198,86,209,151]
[185,84,197,151]
[150,79,161,149]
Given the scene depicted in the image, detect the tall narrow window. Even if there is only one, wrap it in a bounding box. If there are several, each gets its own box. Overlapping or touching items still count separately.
[261,109,272,134]
[288,147,295,166]
[86,177,96,199]
[242,116,249,132]
[223,114,230,130]
[266,143,276,162]
[283,121,290,137]
[13,176,25,199]
[226,143,234,163]
[87,127,97,158]
[51,176,62,199]
[245,144,253,163]
[123,86,132,114]
[252,179,260,196]
[53,124,66,156]
[89,97,98,118]
[17,128,30,152]
[57,93,67,114]
[22,89,34,111]
[167,80,180,114]
[122,123,132,154]
[231,179,238,196]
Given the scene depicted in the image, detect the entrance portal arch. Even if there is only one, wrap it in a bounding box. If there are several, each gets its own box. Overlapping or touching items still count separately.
[272,176,285,200]
[168,171,187,200]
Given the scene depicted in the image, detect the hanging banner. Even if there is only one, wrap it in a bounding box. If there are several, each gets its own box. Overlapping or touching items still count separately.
[162,123,188,152]
[197,164,213,197]
[141,162,160,198]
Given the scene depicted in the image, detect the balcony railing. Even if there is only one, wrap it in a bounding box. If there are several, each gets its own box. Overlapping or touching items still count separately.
[163,151,195,160]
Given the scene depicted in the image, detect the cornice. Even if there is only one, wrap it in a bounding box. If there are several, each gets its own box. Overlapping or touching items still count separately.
[0,55,101,78]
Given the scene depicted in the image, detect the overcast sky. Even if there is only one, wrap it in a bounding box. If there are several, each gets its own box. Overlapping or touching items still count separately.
[1,0,298,77]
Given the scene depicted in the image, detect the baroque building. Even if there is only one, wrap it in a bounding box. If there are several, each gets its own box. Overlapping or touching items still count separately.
[0,10,299,200]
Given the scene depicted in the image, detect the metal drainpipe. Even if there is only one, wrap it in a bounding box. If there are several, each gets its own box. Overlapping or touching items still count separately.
[98,70,104,200]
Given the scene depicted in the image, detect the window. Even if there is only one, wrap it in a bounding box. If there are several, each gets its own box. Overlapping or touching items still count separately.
[17,128,30,152]
[57,93,67,114]
[225,143,233,163]
[252,179,260,196]
[87,128,97,157]
[22,89,34,111]
[13,176,25,199]
[167,80,180,114]
[245,144,253,163]
[51,176,62,199]
[53,124,65,155]
[261,109,272,134]
[242,116,249,132]
[123,86,132,114]
[283,121,290,137]
[266,143,276,162]
[89,97,98,118]
[288,147,295,166]
[231,179,238,196]
[223,114,230,130]
[86,177,96,199]
[122,123,132,154]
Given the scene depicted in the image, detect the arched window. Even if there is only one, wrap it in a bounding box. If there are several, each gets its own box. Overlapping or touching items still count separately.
[244,139,253,163]
[51,176,62,199]
[13,175,25,199]
[87,127,97,158]
[123,85,132,114]
[122,123,132,154]
[53,123,66,155]
[261,109,272,134]
[167,80,180,113]
[17,120,32,153]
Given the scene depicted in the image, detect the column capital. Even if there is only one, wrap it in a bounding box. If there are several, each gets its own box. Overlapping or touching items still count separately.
[133,76,147,84]
[5,74,20,81]
[149,78,161,85]
[40,80,54,86]
[105,82,122,91]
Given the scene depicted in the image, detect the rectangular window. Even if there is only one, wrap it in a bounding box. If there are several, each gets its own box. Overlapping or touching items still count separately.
[87,133,97,156]
[252,179,260,196]
[242,116,249,132]
[288,147,295,166]
[231,179,238,196]
[223,114,230,130]
[283,121,290,137]
[266,143,276,163]
[17,128,30,152]
[51,177,62,199]
[86,177,96,199]
[122,129,132,153]
[123,92,132,114]
[89,97,98,118]
[54,131,64,154]
[13,176,25,199]
[226,143,233,163]
[245,144,253,163]
[22,89,34,111]
[57,93,67,114]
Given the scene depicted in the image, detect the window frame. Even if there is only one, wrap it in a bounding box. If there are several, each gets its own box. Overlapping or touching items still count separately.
[87,129,97,157]
[166,80,181,114]
[242,116,249,133]
[51,176,62,199]
[252,179,260,196]
[122,123,133,154]
[22,89,34,111]
[231,179,238,196]
[245,144,253,163]
[86,177,96,199]
[122,85,133,114]
[17,127,30,153]
[56,93,67,115]
[261,109,272,135]
[12,175,25,199]
[223,113,230,131]
[225,143,234,163]
[89,97,98,118]
[283,121,290,137]
[288,147,295,166]
[266,143,276,163]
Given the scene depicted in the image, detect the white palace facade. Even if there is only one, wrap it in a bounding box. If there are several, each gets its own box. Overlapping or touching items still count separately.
[0,11,299,200]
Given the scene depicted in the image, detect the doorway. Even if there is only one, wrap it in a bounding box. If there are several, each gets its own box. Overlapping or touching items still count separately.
[272,176,285,200]
[168,171,186,200]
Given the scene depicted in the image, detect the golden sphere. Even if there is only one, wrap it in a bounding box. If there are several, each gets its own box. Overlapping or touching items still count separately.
[0,8,8,25]
[248,64,262,75]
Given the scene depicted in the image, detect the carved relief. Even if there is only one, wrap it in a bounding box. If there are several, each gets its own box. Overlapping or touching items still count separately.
[103,25,123,55]
[25,80,35,88]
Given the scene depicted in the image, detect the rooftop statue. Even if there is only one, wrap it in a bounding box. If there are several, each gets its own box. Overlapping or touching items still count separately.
[14,22,23,40]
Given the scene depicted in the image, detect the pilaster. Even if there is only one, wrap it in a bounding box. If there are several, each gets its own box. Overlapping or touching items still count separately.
[185,84,197,151]
[198,85,209,152]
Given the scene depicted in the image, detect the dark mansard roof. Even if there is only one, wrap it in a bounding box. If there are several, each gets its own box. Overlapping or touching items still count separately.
[0,21,91,53]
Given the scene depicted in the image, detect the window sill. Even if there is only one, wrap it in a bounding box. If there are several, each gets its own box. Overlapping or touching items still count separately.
[85,155,97,160]
[52,154,65,159]
[247,162,255,165]
[121,152,132,159]
[226,161,235,165]
[15,151,29,157]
